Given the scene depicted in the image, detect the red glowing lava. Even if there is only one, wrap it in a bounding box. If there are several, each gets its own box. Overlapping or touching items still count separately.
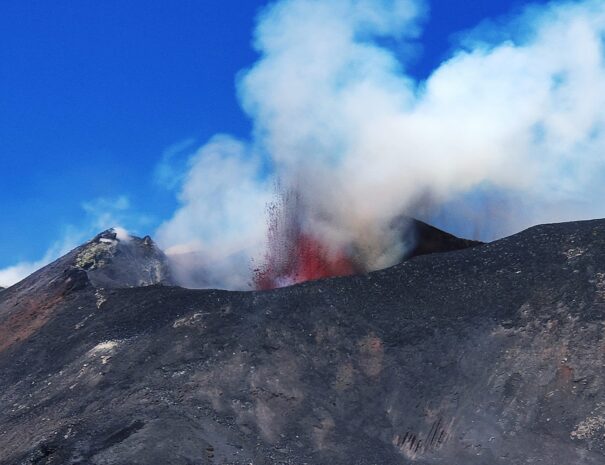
[253,190,357,290]
[254,232,356,290]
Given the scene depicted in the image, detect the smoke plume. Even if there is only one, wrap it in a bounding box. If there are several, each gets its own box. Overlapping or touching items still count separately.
[157,0,605,289]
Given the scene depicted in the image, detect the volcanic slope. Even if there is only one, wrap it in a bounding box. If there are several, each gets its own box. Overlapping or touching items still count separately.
[2,220,605,464]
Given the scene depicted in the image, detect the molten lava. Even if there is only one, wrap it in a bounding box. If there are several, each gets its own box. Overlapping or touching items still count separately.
[254,232,356,290]
[253,190,358,290]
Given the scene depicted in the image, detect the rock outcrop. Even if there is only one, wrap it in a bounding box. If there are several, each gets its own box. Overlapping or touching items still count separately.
[74,229,174,289]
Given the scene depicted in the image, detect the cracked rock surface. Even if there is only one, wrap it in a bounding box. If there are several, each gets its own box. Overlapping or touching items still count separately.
[2,220,605,464]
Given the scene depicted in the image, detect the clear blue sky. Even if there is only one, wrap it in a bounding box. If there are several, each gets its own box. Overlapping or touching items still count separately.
[0,0,550,268]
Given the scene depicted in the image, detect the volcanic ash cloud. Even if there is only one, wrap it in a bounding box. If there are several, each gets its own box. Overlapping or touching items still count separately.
[157,0,605,290]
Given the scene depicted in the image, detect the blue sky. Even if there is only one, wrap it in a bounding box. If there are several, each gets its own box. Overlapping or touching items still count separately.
[0,0,554,271]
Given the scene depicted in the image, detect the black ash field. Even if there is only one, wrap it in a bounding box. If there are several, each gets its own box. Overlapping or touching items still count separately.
[2,220,605,464]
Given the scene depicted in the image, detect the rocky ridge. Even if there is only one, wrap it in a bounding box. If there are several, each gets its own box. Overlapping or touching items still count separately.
[74,229,174,289]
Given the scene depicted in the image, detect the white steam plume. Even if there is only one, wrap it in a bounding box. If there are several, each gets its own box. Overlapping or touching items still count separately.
[156,136,272,289]
[157,0,605,289]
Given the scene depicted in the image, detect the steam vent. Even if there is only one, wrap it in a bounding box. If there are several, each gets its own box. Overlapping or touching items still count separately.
[2,219,605,464]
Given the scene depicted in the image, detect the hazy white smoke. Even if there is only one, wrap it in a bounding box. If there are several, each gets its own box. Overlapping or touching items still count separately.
[156,136,272,289]
[157,0,605,289]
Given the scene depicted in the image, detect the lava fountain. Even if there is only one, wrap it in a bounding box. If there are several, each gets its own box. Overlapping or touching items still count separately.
[253,190,359,290]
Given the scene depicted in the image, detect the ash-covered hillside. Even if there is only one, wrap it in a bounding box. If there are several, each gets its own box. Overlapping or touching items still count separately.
[2,220,605,464]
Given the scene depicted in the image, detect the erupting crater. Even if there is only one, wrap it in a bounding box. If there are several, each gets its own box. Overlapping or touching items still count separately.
[252,190,483,290]
[253,190,360,290]
[254,232,357,290]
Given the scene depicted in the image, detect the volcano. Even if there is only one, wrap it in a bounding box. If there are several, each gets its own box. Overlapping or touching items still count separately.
[253,219,482,290]
[252,188,482,290]
[2,219,605,464]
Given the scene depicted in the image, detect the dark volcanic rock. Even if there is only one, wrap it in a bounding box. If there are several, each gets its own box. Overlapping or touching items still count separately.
[0,229,173,355]
[2,220,605,464]
[75,229,174,289]
[406,218,482,259]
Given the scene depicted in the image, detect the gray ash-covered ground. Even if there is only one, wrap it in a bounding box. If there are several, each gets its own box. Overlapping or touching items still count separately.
[2,220,605,464]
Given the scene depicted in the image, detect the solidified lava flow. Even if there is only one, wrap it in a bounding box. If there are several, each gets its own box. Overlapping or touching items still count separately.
[253,190,357,290]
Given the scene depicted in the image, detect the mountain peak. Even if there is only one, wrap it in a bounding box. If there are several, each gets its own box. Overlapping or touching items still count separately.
[73,228,173,289]
[0,229,173,354]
